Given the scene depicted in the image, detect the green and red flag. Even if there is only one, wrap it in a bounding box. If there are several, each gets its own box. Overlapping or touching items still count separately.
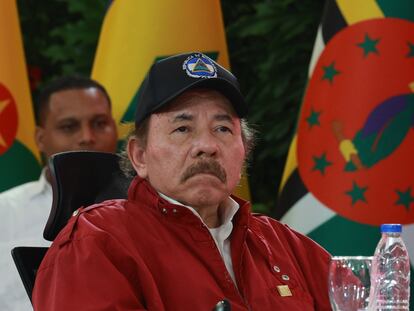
[0,1,41,192]
[277,0,414,303]
[91,0,251,201]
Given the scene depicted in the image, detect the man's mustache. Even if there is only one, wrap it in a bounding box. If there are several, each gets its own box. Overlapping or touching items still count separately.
[181,160,227,183]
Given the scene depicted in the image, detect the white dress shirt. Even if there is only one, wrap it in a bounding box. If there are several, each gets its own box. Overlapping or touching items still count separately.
[158,193,240,284]
[0,169,52,311]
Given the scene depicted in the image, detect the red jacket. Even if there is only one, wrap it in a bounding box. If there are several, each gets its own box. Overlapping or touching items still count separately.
[33,177,331,310]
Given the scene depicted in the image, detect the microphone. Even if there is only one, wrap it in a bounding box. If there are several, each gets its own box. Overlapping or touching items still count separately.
[213,299,231,311]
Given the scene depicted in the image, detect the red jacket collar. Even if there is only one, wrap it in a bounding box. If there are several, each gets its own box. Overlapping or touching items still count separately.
[127,176,252,227]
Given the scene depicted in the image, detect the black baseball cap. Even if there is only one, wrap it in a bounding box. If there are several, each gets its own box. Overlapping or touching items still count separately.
[135,52,247,125]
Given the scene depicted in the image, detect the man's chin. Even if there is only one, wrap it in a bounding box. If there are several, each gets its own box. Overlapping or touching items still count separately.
[185,189,228,209]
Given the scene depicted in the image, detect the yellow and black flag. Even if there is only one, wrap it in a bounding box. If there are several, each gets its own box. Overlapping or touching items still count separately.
[91,0,250,200]
[278,0,414,303]
[0,2,41,192]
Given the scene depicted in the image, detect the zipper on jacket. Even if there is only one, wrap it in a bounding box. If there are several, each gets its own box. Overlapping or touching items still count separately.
[200,223,252,310]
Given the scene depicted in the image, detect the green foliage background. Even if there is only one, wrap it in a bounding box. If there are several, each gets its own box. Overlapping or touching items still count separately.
[17,0,324,215]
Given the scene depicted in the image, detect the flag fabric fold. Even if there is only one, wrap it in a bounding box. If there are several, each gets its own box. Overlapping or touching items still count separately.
[0,1,41,192]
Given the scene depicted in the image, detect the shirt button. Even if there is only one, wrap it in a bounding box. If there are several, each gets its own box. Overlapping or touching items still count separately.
[72,209,79,216]
[272,265,280,273]
[162,208,167,214]
[282,274,290,281]
[172,208,177,213]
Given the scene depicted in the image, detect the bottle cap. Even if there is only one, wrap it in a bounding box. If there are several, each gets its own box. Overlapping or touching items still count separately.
[380,224,402,233]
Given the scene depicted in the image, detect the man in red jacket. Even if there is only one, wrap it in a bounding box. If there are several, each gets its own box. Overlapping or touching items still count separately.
[33,52,331,310]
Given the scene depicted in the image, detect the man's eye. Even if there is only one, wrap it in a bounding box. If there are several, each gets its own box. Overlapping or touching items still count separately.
[174,126,189,133]
[93,119,109,129]
[216,126,232,134]
[59,123,77,132]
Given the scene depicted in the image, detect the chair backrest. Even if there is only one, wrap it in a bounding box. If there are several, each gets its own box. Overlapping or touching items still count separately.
[43,150,132,241]
[12,151,132,304]
[11,246,49,303]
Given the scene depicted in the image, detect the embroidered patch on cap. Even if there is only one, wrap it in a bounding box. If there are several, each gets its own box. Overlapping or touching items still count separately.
[182,53,217,79]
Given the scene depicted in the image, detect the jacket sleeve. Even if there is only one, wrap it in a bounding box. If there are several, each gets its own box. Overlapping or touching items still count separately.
[32,233,148,311]
[287,227,332,311]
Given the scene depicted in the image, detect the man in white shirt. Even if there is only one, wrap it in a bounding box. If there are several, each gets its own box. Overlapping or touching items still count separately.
[0,76,118,310]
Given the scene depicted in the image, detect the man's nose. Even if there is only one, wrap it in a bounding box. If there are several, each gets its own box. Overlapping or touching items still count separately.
[190,131,219,158]
[79,125,96,147]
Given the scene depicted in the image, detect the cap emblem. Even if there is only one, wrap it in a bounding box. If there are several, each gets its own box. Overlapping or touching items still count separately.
[182,54,217,79]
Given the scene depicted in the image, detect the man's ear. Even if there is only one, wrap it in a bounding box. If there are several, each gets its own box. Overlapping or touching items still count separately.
[35,126,46,153]
[127,137,148,178]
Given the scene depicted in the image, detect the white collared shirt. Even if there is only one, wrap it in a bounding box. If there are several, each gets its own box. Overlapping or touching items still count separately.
[158,193,239,284]
[0,169,52,311]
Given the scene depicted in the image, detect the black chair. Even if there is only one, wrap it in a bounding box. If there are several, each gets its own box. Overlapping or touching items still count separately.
[11,247,48,303]
[44,151,131,241]
[11,151,132,302]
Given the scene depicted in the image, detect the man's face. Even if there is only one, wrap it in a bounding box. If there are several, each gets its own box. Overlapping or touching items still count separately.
[129,89,246,210]
[35,87,118,158]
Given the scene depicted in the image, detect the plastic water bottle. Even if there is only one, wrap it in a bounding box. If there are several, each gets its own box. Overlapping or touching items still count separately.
[369,224,410,310]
